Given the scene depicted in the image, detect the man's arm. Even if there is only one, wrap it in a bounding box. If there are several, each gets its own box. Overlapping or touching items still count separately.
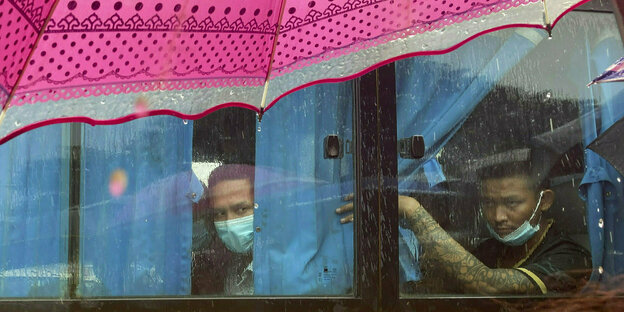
[399,196,540,295]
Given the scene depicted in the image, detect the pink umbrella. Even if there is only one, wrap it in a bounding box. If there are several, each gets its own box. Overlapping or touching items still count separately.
[0,0,590,144]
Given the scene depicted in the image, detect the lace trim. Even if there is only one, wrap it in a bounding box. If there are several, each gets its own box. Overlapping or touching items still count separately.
[12,77,264,106]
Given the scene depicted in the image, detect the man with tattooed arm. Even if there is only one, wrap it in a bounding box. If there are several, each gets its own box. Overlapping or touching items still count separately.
[337,157,591,295]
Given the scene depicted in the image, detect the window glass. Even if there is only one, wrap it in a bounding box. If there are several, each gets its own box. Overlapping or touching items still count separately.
[79,115,195,296]
[396,11,623,296]
[75,81,354,297]
[0,124,70,297]
[191,82,355,296]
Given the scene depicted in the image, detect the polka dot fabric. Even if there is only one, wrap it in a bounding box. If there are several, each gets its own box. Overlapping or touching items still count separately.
[0,0,56,105]
[0,0,548,108]
[271,0,540,78]
[12,0,282,105]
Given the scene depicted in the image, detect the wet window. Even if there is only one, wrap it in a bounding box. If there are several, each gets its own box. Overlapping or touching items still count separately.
[0,124,70,297]
[191,83,355,296]
[0,84,354,297]
[0,1,623,309]
[396,11,622,296]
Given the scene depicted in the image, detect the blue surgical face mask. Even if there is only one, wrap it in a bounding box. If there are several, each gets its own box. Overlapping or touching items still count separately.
[214,214,254,253]
[485,191,544,246]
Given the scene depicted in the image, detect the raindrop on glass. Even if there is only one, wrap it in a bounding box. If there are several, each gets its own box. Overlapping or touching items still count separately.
[257,126,262,132]
[254,203,259,209]
[14,121,21,127]
[610,231,614,243]
[598,266,604,274]
[598,218,604,228]
[618,177,622,183]
[183,119,188,125]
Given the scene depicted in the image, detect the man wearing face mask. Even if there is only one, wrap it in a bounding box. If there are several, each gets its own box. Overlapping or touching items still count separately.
[337,150,591,294]
[200,164,256,295]
[405,157,590,294]
[473,156,591,293]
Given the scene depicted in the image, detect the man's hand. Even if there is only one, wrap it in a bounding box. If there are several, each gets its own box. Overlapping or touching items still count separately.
[335,194,355,224]
[335,194,424,224]
[398,195,423,219]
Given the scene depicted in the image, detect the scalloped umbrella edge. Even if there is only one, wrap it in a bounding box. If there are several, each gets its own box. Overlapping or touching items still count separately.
[0,0,592,145]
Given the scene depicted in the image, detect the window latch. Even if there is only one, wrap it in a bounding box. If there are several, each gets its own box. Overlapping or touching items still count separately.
[324,134,343,159]
[398,135,425,159]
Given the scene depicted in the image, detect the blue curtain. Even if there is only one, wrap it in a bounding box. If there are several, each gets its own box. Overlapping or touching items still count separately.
[254,30,545,295]
[254,82,355,295]
[0,124,69,297]
[578,34,624,282]
[395,29,545,192]
[79,116,200,296]
[393,29,544,282]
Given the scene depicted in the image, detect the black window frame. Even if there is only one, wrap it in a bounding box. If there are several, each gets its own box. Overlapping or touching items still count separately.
[399,1,624,311]
[1,1,624,310]
[0,66,397,312]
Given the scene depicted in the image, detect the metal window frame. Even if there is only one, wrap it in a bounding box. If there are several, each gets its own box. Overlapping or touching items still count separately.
[612,0,624,44]
[397,3,624,311]
[67,123,82,299]
[0,66,396,312]
[2,2,624,310]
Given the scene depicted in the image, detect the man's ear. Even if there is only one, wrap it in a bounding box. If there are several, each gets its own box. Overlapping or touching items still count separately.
[539,189,555,212]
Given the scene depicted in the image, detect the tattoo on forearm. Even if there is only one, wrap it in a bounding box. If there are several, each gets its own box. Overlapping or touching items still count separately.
[407,208,538,295]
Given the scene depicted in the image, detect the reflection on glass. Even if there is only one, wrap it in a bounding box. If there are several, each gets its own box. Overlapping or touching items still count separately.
[396,11,624,296]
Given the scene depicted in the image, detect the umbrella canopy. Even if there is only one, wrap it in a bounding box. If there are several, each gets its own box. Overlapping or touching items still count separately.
[588,56,624,85]
[588,117,624,176]
[586,54,624,175]
[0,0,590,144]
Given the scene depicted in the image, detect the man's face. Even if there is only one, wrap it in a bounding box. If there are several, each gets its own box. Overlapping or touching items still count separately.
[480,175,539,238]
[210,178,254,222]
